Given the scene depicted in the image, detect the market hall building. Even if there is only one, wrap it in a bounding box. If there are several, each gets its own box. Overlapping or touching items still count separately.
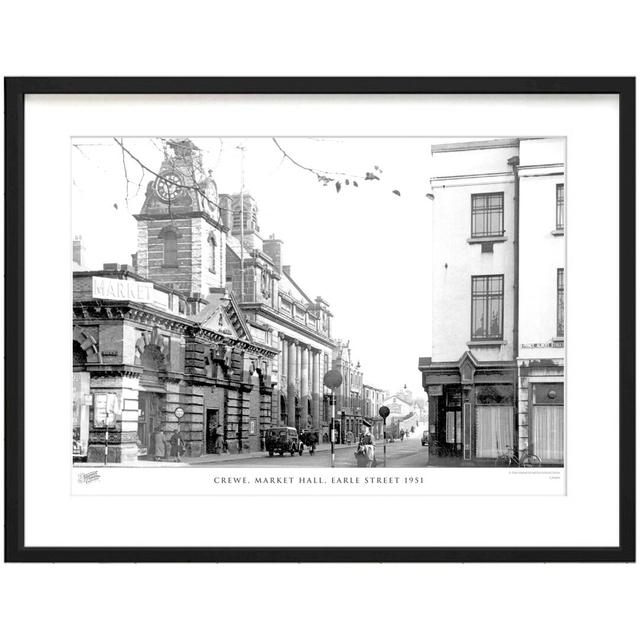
[221,191,338,443]
[419,138,565,465]
[73,139,277,462]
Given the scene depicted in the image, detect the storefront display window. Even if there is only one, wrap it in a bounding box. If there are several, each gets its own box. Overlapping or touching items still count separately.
[475,384,514,405]
[72,372,90,458]
[475,384,514,458]
[533,382,563,405]
[446,388,461,407]
[532,382,564,464]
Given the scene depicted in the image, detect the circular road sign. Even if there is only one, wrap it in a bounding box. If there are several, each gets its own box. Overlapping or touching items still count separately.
[323,369,343,390]
[378,406,390,419]
[174,407,185,419]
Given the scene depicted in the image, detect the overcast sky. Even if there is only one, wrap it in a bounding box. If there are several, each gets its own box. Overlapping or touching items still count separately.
[72,137,437,396]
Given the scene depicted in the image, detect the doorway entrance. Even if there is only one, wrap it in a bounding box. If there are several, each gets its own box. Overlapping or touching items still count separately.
[138,392,164,452]
[205,408,220,454]
[436,386,463,456]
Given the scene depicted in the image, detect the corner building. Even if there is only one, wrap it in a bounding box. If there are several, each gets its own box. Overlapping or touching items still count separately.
[73,139,278,462]
[419,138,565,465]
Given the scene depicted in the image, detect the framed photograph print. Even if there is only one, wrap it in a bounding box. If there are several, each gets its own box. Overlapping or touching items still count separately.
[4,77,635,562]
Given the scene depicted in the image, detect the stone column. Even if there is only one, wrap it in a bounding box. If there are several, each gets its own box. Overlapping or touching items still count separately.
[312,349,320,429]
[300,346,309,429]
[287,339,296,428]
[296,343,302,428]
[280,334,286,377]
[273,333,284,426]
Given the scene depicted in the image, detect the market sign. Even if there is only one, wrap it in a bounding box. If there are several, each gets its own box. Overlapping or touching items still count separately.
[92,276,154,303]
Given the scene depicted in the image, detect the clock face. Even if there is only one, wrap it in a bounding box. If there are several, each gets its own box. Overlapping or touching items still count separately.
[154,170,184,202]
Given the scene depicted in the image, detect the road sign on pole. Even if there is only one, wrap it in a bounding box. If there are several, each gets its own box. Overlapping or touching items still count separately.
[323,369,343,468]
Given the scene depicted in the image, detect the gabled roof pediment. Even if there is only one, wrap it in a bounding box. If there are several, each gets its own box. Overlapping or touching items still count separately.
[200,306,239,339]
[457,350,479,384]
[195,289,253,343]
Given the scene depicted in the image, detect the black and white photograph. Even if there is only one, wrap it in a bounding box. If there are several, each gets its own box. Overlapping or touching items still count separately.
[2,4,638,639]
[71,135,564,472]
[6,77,632,564]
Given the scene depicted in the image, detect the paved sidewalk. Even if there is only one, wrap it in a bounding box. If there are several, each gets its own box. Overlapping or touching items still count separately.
[74,440,393,468]
[188,441,359,465]
[73,440,399,469]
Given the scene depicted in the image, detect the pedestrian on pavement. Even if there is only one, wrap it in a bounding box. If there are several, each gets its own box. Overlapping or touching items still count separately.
[309,430,318,455]
[355,422,375,468]
[169,427,186,462]
[149,426,166,462]
[212,429,222,454]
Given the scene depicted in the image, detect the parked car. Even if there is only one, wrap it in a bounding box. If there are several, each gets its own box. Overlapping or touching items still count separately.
[421,430,430,446]
[265,427,299,457]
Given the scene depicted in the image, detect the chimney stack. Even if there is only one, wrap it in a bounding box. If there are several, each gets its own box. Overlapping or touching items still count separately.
[263,234,283,273]
[73,235,85,267]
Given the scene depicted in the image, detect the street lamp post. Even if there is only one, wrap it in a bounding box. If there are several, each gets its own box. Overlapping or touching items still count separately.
[323,369,343,468]
[379,405,390,468]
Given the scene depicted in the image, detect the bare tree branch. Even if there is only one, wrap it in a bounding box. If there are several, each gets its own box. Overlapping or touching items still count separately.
[112,137,234,215]
[119,138,131,213]
[272,138,396,194]
[272,137,366,182]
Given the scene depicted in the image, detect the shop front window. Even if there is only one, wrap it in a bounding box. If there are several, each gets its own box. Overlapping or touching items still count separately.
[476,384,514,405]
[475,384,514,458]
[446,387,461,407]
[531,382,564,464]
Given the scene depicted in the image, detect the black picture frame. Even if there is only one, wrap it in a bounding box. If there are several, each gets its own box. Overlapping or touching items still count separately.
[4,77,635,563]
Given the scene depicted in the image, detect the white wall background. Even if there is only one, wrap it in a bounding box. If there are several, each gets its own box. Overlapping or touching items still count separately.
[1,3,638,640]
[431,143,516,362]
[519,140,566,346]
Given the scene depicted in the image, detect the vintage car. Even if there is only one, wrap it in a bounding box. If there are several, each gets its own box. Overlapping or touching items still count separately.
[421,429,430,446]
[265,427,300,457]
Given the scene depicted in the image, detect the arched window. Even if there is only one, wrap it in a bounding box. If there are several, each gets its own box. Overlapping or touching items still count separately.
[164,230,177,266]
[158,225,181,268]
[208,233,217,273]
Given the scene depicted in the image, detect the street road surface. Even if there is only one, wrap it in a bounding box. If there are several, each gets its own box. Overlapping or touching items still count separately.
[190,435,429,468]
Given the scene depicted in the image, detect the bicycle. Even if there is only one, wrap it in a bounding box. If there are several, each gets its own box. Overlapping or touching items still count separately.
[428,439,447,457]
[494,446,542,467]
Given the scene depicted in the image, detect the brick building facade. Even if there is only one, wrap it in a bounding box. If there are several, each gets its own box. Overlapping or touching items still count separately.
[72,137,375,462]
[73,139,278,462]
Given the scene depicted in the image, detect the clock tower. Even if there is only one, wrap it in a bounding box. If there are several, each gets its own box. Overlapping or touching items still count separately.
[134,139,228,306]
